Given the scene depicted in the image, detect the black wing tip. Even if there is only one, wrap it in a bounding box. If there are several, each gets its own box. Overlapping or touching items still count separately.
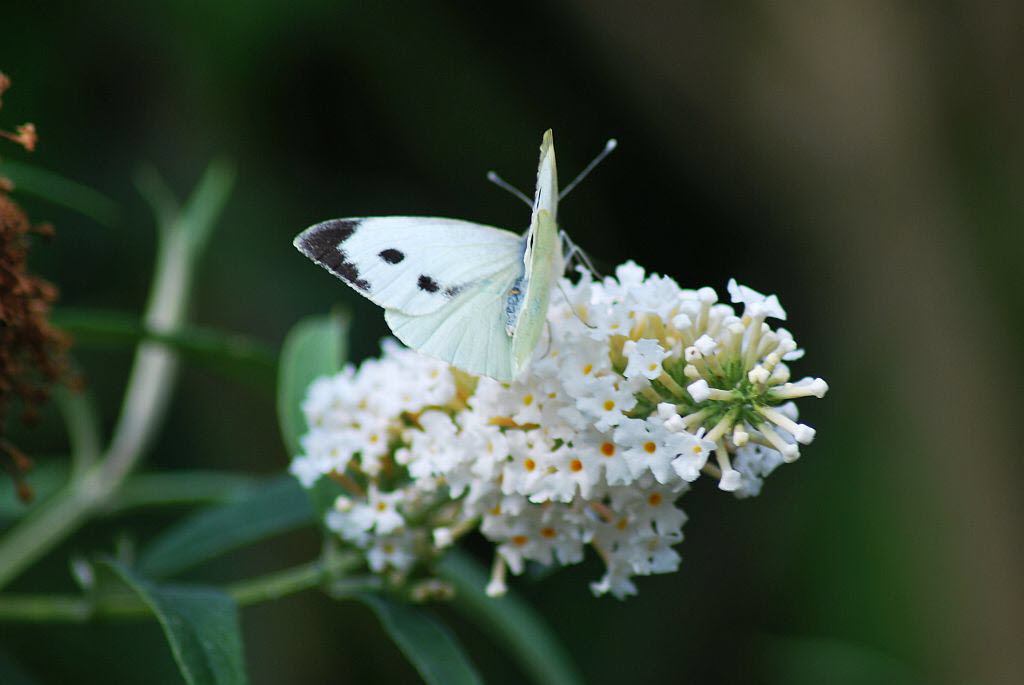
[294,218,361,257]
[293,218,371,291]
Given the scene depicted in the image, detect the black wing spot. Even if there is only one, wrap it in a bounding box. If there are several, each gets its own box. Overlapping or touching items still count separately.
[295,220,370,291]
[379,248,405,264]
[444,285,463,298]
[418,275,440,293]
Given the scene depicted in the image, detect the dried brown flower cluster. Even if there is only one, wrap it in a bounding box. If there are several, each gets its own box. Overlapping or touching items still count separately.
[0,72,69,502]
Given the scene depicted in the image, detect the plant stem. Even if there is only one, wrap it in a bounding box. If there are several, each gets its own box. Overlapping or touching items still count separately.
[229,553,360,605]
[54,387,102,480]
[0,163,233,590]
[0,553,361,623]
[0,230,186,589]
[0,592,91,622]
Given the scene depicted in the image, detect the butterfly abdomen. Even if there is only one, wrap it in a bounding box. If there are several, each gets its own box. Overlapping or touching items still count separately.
[504,277,526,336]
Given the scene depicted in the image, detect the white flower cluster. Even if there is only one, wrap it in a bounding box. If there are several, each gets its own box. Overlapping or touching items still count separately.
[290,263,827,598]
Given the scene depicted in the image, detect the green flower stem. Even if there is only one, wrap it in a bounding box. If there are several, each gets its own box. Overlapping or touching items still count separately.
[0,552,362,623]
[228,553,361,606]
[0,592,92,622]
[0,163,233,590]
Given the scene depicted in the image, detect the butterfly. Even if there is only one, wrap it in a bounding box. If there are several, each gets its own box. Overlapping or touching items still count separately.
[294,129,609,382]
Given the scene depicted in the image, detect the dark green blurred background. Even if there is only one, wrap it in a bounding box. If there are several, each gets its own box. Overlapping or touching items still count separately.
[2,2,1023,683]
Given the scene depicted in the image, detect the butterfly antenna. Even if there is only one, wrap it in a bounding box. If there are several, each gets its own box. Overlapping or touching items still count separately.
[486,171,533,208]
[559,138,618,200]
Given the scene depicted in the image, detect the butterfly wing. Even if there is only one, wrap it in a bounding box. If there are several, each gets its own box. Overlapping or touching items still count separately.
[512,210,562,375]
[293,217,522,316]
[294,130,565,382]
[511,129,564,375]
[530,129,558,225]
[385,262,523,381]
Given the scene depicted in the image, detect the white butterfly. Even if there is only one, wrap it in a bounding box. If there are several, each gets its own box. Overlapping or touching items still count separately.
[294,130,605,382]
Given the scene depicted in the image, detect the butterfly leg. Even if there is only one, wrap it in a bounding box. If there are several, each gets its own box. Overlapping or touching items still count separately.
[555,277,597,330]
[560,230,602,278]
[540,319,554,360]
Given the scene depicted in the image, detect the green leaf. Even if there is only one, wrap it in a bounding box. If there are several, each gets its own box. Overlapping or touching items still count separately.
[277,312,349,456]
[51,308,277,391]
[358,593,484,685]
[0,160,119,226]
[101,560,247,685]
[439,551,583,685]
[137,475,314,578]
[106,470,259,514]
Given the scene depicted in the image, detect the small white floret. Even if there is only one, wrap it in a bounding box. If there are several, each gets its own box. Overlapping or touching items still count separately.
[748,366,770,384]
[697,286,717,303]
[656,402,677,421]
[732,425,749,446]
[433,527,454,549]
[727,278,787,320]
[694,335,717,356]
[687,379,710,402]
[622,338,670,380]
[663,415,687,433]
[793,424,817,444]
[671,313,692,330]
[719,468,742,491]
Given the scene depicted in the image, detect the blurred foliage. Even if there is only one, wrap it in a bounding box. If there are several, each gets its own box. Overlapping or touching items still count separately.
[100,560,247,685]
[1,1,1022,684]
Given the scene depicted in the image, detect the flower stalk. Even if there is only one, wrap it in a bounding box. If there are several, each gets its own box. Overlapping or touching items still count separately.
[0,551,360,622]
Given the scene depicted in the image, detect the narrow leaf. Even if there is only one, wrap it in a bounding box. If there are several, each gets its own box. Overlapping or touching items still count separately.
[358,593,483,685]
[106,470,259,514]
[51,308,277,390]
[277,312,348,456]
[439,551,583,685]
[137,476,314,578]
[101,560,247,685]
[0,160,119,226]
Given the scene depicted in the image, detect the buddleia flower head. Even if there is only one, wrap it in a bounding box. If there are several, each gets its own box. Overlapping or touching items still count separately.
[291,262,827,597]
